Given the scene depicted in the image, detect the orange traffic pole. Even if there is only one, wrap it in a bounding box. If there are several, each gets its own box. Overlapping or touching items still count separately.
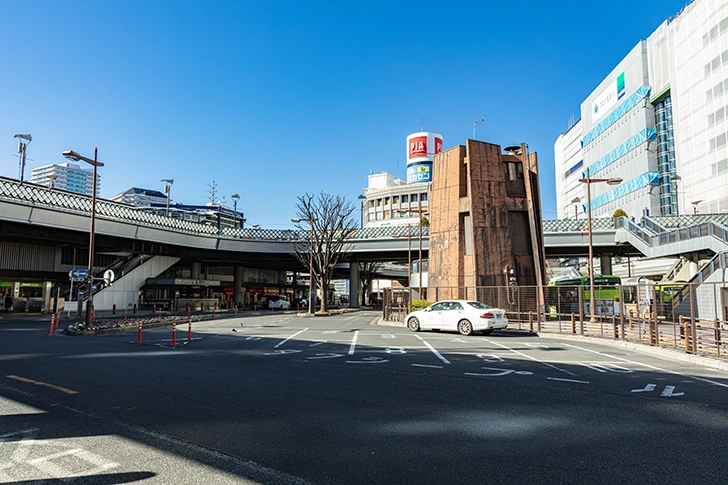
[171,321,177,347]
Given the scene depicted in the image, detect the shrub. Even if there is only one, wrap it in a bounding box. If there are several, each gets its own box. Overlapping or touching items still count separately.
[411,299,431,310]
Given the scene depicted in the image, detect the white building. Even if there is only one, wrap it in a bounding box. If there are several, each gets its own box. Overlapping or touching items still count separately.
[555,0,728,218]
[110,187,168,207]
[554,119,584,220]
[361,172,429,228]
[31,162,100,196]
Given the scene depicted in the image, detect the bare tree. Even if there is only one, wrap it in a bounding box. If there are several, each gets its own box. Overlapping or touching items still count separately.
[358,261,382,306]
[291,192,357,313]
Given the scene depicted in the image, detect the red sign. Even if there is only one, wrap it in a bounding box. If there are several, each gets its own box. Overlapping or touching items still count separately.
[434,137,443,154]
[409,136,427,159]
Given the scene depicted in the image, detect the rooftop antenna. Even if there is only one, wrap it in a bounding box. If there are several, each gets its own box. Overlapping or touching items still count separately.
[462,117,485,140]
[421,113,424,132]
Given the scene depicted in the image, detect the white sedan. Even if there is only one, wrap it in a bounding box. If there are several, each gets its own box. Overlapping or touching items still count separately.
[405,300,508,336]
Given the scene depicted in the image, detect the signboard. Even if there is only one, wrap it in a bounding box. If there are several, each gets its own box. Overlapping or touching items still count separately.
[69,269,88,281]
[591,72,626,123]
[406,132,443,165]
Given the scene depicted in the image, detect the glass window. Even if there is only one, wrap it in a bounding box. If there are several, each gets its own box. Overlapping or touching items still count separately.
[430,302,446,311]
[383,210,389,219]
[377,198,382,206]
[420,193,428,201]
[384,197,390,205]
[411,194,418,202]
[393,195,399,203]
[369,200,375,208]
[450,302,463,310]
[402,195,408,203]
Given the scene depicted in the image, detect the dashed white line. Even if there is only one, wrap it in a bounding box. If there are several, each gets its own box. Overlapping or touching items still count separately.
[411,364,443,369]
[348,331,359,355]
[414,335,451,364]
[274,328,309,348]
[547,377,590,384]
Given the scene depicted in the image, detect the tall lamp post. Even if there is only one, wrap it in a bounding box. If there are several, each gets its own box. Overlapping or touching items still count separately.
[292,217,317,314]
[571,197,580,220]
[394,206,428,300]
[161,179,174,216]
[671,174,681,216]
[578,167,622,323]
[231,193,240,228]
[691,200,703,214]
[14,134,32,182]
[62,149,104,328]
[358,194,366,229]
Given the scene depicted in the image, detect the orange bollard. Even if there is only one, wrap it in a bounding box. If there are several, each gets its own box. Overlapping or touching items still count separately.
[171,321,177,347]
[137,322,143,344]
[187,321,192,341]
[48,314,55,336]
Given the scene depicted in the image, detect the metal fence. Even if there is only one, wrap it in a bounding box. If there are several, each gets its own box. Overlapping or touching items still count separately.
[384,282,728,361]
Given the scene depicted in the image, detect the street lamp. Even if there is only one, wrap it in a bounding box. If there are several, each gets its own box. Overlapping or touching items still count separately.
[14,134,32,182]
[161,179,174,216]
[292,217,317,314]
[691,200,703,215]
[231,194,240,228]
[571,197,581,220]
[358,194,366,229]
[397,224,414,312]
[578,167,622,323]
[671,174,681,216]
[62,149,104,328]
[394,206,428,300]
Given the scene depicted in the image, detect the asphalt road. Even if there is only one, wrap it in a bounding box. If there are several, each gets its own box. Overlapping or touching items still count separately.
[1,311,727,484]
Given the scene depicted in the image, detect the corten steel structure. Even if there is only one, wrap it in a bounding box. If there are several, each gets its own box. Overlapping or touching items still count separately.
[428,140,546,308]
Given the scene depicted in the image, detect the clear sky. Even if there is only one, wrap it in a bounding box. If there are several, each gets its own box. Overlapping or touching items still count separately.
[1,0,691,228]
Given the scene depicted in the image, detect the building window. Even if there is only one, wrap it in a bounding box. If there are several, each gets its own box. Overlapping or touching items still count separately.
[420,193,428,201]
[384,197,390,205]
[384,210,390,219]
[369,200,375,208]
[402,195,408,203]
[393,195,399,203]
[377,198,382,206]
[411,194,418,202]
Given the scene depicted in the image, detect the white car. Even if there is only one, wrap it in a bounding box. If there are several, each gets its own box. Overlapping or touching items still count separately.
[405,300,508,336]
[268,295,291,310]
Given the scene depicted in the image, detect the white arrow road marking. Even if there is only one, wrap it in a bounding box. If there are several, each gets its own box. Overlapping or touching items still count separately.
[348,331,359,355]
[485,339,578,376]
[661,386,684,397]
[631,384,657,393]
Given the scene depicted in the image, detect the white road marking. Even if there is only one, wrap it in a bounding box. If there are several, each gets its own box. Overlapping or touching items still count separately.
[306,353,345,360]
[582,363,633,373]
[465,367,533,377]
[348,331,359,355]
[661,385,684,397]
[563,343,728,388]
[485,339,578,376]
[414,335,451,364]
[411,364,443,369]
[274,328,309,348]
[631,384,657,393]
[547,377,590,384]
[346,357,389,364]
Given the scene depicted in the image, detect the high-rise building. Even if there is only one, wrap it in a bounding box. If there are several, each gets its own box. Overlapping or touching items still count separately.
[31,162,100,196]
[556,0,728,218]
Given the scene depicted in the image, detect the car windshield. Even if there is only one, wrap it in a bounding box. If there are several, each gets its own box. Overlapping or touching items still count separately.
[466,301,492,309]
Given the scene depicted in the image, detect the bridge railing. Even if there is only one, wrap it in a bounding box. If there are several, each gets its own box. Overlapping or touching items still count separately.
[619,215,728,249]
[0,177,429,241]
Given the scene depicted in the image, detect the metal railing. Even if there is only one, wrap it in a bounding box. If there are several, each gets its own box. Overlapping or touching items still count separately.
[0,177,428,241]
[384,283,728,361]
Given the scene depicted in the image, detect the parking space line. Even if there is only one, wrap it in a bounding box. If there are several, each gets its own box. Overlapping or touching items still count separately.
[6,375,78,395]
[348,331,359,355]
[547,377,589,384]
[274,328,309,348]
[414,335,451,364]
[484,339,579,377]
[412,364,443,369]
[563,343,728,388]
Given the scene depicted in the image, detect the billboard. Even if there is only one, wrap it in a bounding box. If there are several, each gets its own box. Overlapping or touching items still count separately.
[591,72,626,123]
[406,162,432,184]
[407,132,443,165]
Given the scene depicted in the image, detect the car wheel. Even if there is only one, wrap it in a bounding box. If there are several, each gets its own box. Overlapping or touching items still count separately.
[482,329,493,335]
[458,320,473,336]
[407,317,420,332]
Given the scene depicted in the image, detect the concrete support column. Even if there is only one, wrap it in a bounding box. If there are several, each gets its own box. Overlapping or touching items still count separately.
[191,262,201,280]
[233,266,243,307]
[349,261,359,308]
[689,260,699,278]
[599,254,613,276]
[42,281,52,313]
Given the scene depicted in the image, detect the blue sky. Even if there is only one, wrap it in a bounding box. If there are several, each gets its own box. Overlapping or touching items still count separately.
[1,0,690,227]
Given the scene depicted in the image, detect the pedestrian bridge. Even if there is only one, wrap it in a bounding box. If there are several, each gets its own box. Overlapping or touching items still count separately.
[1,176,727,262]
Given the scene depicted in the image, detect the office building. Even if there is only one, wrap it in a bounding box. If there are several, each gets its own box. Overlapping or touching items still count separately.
[31,162,100,196]
[361,172,429,228]
[110,187,168,207]
[556,0,728,218]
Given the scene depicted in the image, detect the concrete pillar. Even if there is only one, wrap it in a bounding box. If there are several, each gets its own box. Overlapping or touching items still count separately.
[599,254,613,276]
[42,281,52,313]
[233,265,243,307]
[349,261,359,308]
[191,262,201,280]
[689,260,699,278]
